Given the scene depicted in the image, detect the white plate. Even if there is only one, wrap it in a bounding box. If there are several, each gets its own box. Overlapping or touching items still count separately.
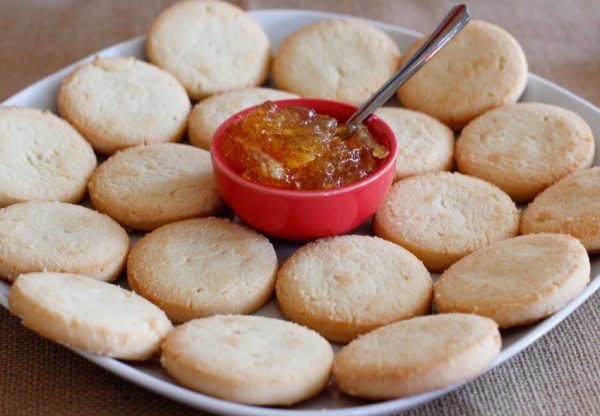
[1,9,600,416]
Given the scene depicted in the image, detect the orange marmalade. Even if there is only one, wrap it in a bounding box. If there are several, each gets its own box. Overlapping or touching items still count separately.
[220,101,389,190]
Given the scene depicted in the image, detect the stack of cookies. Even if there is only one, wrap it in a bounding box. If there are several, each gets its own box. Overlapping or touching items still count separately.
[0,0,596,408]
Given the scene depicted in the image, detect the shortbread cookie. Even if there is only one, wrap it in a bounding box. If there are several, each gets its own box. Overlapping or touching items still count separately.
[0,201,129,282]
[375,107,454,181]
[128,217,277,322]
[333,313,500,399]
[275,235,432,343]
[88,143,223,231]
[58,57,190,155]
[272,19,401,104]
[398,20,528,130]
[456,103,594,202]
[9,272,172,360]
[0,107,96,207]
[434,233,590,328]
[161,315,333,405]
[147,0,270,100]
[521,167,600,252]
[188,87,299,149]
[374,172,519,272]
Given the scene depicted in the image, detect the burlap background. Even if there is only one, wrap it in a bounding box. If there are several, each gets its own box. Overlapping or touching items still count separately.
[1,1,599,415]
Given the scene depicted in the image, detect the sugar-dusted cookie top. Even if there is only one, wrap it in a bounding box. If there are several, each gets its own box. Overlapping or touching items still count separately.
[9,272,172,360]
[161,315,333,405]
[146,0,271,100]
[333,313,500,399]
[276,235,432,343]
[272,19,401,104]
[58,57,190,155]
[434,233,590,328]
[127,217,278,323]
[398,20,527,130]
[521,167,600,253]
[374,172,519,272]
[88,143,223,231]
[0,201,129,282]
[375,107,455,181]
[456,103,594,202]
[0,107,96,208]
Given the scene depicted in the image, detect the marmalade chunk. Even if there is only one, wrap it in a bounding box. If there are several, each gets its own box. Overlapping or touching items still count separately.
[221,101,389,190]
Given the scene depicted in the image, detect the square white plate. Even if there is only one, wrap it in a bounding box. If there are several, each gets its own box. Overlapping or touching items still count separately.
[1,9,599,416]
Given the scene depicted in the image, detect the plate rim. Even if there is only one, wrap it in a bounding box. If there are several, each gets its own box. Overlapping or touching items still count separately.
[1,7,599,416]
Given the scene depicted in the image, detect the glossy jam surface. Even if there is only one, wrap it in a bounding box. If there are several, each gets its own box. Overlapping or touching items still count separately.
[220,101,389,190]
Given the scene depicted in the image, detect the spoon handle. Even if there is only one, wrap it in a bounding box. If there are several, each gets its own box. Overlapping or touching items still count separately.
[346,4,471,128]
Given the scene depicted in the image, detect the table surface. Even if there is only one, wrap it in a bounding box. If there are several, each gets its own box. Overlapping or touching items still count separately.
[1,1,599,415]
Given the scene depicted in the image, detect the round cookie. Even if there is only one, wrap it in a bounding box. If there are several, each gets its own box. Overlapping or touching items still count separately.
[397,20,528,130]
[58,57,190,155]
[272,19,401,104]
[0,107,96,208]
[88,143,223,231]
[456,103,594,202]
[146,0,270,101]
[375,107,455,181]
[434,233,590,328]
[0,201,129,282]
[521,167,600,253]
[275,235,432,343]
[333,313,501,399]
[161,315,333,405]
[374,172,520,272]
[188,87,299,150]
[127,217,278,323]
[9,272,172,360]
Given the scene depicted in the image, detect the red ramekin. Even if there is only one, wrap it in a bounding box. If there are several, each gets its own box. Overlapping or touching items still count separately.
[210,98,398,241]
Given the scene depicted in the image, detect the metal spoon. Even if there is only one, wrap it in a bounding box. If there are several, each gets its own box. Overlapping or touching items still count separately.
[344,4,471,135]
